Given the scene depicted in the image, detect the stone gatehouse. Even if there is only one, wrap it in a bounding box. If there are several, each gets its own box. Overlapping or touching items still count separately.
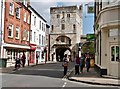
[50,6,82,62]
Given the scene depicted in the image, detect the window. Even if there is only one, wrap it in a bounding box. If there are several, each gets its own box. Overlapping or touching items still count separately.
[23,0,27,7]
[24,13,26,22]
[42,23,43,31]
[27,15,30,24]
[27,31,29,41]
[34,16,36,26]
[62,12,65,18]
[73,24,76,32]
[30,30,32,41]
[39,34,41,45]
[8,24,13,37]
[109,29,118,37]
[16,7,20,18]
[111,46,120,62]
[61,24,65,30]
[57,14,60,18]
[16,27,19,39]
[42,35,43,45]
[39,21,41,29]
[9,2,14,15]
[51,25,54,32]
[34,32,36,42]
[67,14,70,18]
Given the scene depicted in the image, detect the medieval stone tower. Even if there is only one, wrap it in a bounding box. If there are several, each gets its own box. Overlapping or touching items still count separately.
[50,6,82,62]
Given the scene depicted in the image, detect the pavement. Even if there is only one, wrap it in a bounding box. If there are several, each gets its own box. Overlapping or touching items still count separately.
[0,61,57,73]
[68,67,120,86]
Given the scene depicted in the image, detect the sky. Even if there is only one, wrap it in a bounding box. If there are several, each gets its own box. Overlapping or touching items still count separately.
[30,0,94,34]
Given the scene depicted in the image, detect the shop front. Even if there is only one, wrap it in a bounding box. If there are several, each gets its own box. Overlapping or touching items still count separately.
[30,44,36,64]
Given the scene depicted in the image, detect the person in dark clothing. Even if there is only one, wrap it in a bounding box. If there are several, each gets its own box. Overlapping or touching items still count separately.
[85,52,90,72]
[15,55,21,70]
[75,55,80,75]
[62,54,68,76]
[80,54,85,73]
[22,52,26,67]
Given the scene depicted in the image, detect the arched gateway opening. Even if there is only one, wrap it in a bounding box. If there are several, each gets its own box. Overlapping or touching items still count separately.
[56,47,71,61]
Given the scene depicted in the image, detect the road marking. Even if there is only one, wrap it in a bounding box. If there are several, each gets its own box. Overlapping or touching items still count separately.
[62,82,67,88]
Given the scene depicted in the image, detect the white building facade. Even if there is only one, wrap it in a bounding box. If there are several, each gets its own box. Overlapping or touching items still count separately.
[28,6,47,64]
[94,0,120,78]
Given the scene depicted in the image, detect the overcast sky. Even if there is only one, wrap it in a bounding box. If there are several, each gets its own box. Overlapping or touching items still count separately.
[30,0,94,34]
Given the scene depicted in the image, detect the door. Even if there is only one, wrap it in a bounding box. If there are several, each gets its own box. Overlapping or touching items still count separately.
[110,45,120,77]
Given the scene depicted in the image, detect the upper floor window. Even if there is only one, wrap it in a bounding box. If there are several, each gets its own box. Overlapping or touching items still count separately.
[61,24,65,30]
[16,7,20,19]
[8,24,13,38]
[27,15,30,24]
[30,30,32,41]
[109,29,118,37]
[42,23,43,31]
[73,24,76,29]
[39,34,41,45]
[16,27,19,39]
[34,32,36,42]
[34,16,36,26]
[51,25,54,32]
[62,12,65,19]
[24,13,26,22]
[67,14,70,18]
[57,14,60,18]
[9,2,14,15]
[23,0,27,7]
[39,21,41,29]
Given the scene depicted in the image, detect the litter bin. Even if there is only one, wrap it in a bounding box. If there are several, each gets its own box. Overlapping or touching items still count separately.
[0,58,7,68]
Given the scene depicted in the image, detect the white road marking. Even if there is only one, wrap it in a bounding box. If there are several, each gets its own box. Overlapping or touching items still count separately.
[62,82,67,88]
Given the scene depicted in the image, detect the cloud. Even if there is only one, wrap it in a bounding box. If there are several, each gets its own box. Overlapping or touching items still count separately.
[30,0,94,24]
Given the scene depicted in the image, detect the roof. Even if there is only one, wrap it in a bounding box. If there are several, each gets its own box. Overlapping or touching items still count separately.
[28,5,47,22]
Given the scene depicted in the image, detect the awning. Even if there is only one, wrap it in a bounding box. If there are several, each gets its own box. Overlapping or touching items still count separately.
[30,44,36,51]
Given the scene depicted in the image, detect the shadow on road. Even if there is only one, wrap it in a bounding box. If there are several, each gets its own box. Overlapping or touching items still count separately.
[9,62,75,78]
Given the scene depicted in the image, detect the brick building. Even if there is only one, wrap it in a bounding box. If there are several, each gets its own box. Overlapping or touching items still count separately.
[1,0,31,67]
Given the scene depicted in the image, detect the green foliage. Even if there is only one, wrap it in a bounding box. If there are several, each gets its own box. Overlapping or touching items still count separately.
[81,41,95,58]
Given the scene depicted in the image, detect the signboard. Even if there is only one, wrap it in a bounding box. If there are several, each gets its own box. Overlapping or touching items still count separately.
[88,6,94,13]
[86,34,95,41]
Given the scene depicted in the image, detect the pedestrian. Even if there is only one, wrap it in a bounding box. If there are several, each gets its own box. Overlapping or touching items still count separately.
[85,52,90,72]
[62,54,68,76]
[75,55,80,75]
[14,54,21,70]
[22,52,26,67]
[80,54,85,73]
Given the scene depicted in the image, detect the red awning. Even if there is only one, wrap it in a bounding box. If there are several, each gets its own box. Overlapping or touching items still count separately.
[30,44,36,51]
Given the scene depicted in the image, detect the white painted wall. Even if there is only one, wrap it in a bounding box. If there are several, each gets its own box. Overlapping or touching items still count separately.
[29,7,47,63]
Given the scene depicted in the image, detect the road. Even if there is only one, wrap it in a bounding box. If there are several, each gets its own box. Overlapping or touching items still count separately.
[1,62,113,88]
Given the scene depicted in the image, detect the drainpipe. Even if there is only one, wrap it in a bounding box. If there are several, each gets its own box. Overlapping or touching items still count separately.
[100,30,101,65]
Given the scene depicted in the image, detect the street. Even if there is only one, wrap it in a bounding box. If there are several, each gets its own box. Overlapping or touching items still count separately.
[1,62,114,88]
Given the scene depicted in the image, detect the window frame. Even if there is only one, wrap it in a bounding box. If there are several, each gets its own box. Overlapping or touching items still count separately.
[8,24,13,38]
[15,26,20,39]
[9,2,14,15]
[16,7,20,19]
